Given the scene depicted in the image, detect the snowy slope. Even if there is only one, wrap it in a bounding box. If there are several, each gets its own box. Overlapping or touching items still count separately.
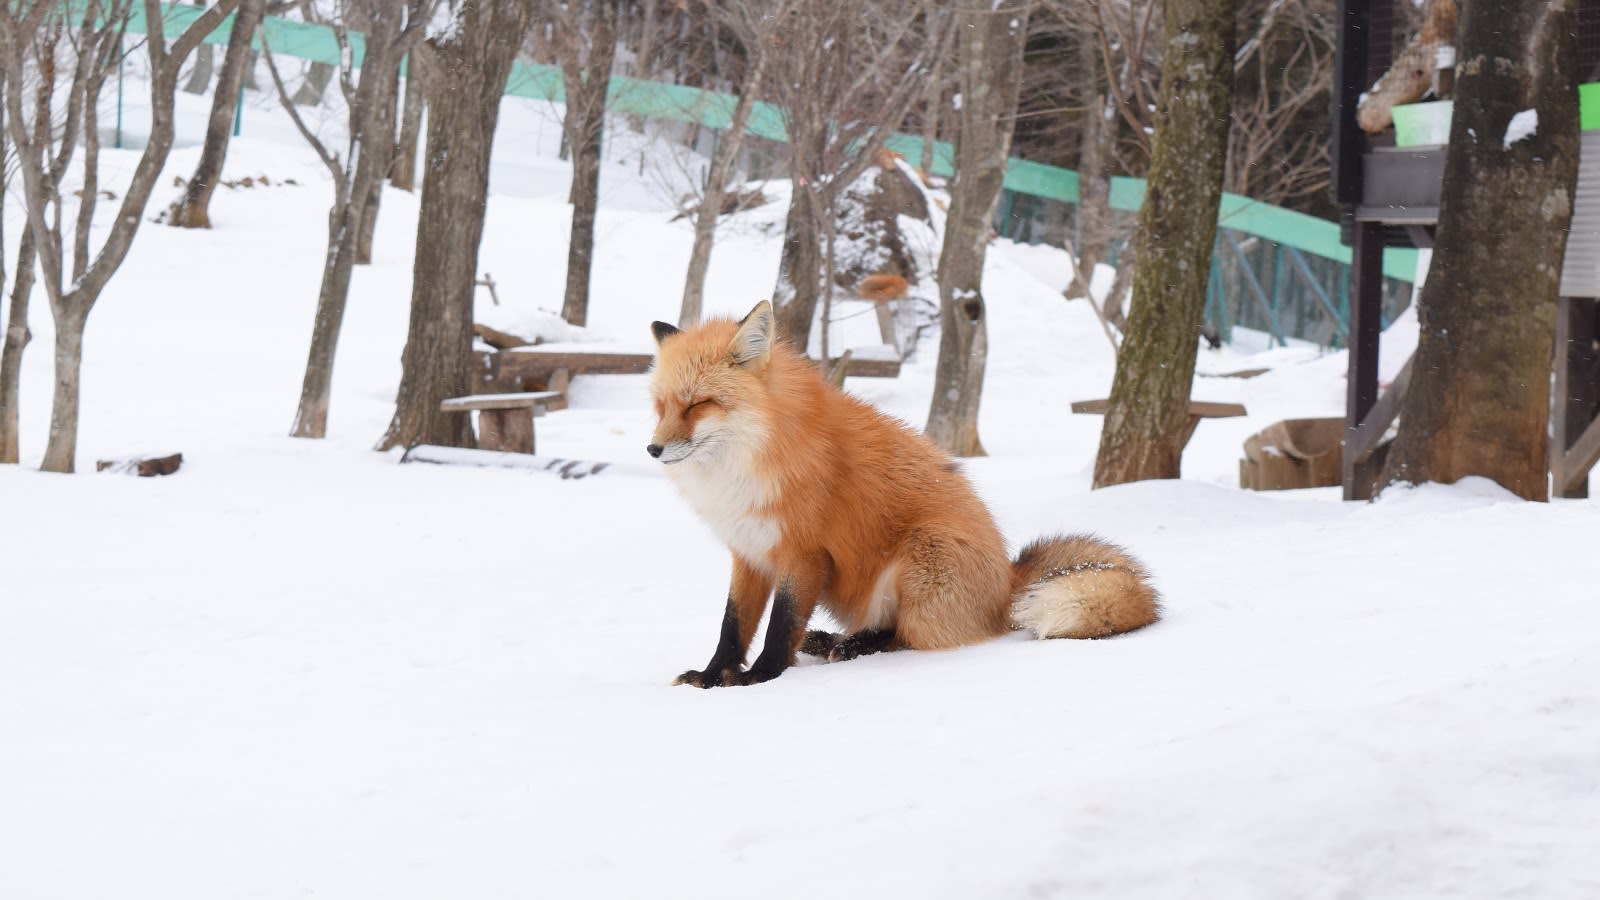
[2,67,1598,900]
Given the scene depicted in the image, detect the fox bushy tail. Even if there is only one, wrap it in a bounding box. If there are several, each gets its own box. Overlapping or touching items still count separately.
[1009,535,1160,639]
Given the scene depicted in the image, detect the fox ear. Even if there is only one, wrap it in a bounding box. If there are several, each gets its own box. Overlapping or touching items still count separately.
[651,321,681,345]
[729,300,773,367]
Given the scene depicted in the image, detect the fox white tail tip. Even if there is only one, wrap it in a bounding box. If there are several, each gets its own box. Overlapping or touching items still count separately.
[1009,534,1160,639]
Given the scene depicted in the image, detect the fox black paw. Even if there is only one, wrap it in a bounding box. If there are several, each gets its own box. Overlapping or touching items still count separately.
[800,629,842,657]
[828,629,896,662]
[723,666,784,687]
[673,668,738,688]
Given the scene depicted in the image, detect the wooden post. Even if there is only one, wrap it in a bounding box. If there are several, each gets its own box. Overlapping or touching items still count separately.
[1552,296,1600,498]
[477,407,535,454]
[1343,220,1385,500]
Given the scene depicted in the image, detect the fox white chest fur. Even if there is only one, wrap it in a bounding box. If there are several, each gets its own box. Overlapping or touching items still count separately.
[664,409,782,571]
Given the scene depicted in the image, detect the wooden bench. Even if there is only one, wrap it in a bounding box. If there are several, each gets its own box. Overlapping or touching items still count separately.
[1071,398,1248,448]
[472,346,901,402]
[440,391,563,454]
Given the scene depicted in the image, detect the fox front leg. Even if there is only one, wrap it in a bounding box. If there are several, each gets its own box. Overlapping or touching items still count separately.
[673,598,748,688]
[674,559,770,688]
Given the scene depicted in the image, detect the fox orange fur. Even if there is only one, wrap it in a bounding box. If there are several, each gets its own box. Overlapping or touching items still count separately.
[648,301,1158,688]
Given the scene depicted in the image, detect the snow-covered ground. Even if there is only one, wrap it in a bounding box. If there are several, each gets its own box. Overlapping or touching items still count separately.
[3,63,1598,900]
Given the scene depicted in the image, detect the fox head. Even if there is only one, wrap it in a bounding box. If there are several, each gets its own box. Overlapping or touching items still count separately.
[646,300,774,466]
[646,299,777,461]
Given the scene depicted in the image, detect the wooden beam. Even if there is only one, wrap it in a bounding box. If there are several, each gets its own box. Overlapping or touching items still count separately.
[1552,297,1600,498]
[1343,219,1387,500]
[1333,0,1373,205]
[1350,350,1414,464]
[1561,415,1600,496]
[1070,398,1246,418]
[441,390,562,412]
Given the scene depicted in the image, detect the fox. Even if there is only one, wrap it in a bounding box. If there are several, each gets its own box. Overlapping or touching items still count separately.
[647,300,1159,688]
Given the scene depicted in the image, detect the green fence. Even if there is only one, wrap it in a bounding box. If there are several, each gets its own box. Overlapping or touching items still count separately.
[123,2,1418,346]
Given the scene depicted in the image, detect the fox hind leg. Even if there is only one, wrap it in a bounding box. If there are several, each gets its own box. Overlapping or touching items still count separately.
[827,628,898,662]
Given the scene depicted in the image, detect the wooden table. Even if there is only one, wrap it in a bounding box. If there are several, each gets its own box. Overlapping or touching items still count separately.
[440,391,563,454]
[1071,398,1248,448]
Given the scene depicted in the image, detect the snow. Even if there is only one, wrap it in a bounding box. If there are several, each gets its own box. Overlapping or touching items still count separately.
[3,63,1600,900]
[1504,108,1539,149]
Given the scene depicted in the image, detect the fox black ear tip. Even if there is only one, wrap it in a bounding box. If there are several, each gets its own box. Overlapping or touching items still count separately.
[652,321,681,343]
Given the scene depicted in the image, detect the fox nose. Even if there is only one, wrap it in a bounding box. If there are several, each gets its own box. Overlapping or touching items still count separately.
[646,443,664,459]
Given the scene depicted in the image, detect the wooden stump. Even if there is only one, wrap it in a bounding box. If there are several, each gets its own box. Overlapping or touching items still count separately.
[96,452,183,477]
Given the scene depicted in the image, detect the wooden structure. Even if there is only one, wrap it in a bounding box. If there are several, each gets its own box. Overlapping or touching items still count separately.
[1240,417,1345,491]
[440,391,562,454]
[1071,399,1247,451]
[1334,0,1600,498]
[471,345,900,400]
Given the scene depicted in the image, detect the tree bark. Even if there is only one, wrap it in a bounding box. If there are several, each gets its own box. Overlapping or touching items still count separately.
[679,43,768,328]
[168,0,264,229]
[1380,0,1577,501]
[293,60,333,105]
[559,0,619,328]
[40,309,86,474]
[0,230,35,465]
[378,0,534,451]
[1091,0,1234,488]
[182,42,213,95]
[389,55,425,191]
[925,0,1030,457]
[772,175,824,352]
[355,64,400,265]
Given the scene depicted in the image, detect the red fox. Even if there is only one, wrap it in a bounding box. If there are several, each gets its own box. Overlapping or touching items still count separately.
[648,300,1158,687]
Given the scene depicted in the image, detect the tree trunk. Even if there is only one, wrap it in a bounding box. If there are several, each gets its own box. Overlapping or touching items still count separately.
[559,0,618,328]
[389,56,425,191]
[1380,0,1577,501]
[378,0,534,451]
[924,0,1030,457]
[289,203,362,438]
[355,65,400,265]
[168,0,264,229]
[679,46,768,328]
[40,306,87,474]
[293,61,333,105]
[1,215,35,467]
[1092,0,1234,488]
[182,42,213,95]
[772,182,824,353]
[1069,91,1115,305]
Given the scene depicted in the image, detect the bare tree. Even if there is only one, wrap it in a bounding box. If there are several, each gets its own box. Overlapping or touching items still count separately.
[765,0,944,356]
[550,0,621,328]
[264,0,432,439]
[388,53,426,191]
[924,0,1031,457]
[676,0,785,328]
[0,54,37,464]
[167,0,266,228]
[1092,0,1235,488]
[378,0,535,451]
[1,0,243,474]
[1380,0,1577,501]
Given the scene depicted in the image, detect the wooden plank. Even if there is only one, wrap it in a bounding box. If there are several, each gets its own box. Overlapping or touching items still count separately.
[477,407,535,454]
[827,354,901,378]
[1553,297,1600,498]
[1071,398,1246,418]
[1337,350,1414,477]
[1344,219,1386,501]
[1561,415,1600,494]
[440,390,563,412]
[496,349,656,382]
